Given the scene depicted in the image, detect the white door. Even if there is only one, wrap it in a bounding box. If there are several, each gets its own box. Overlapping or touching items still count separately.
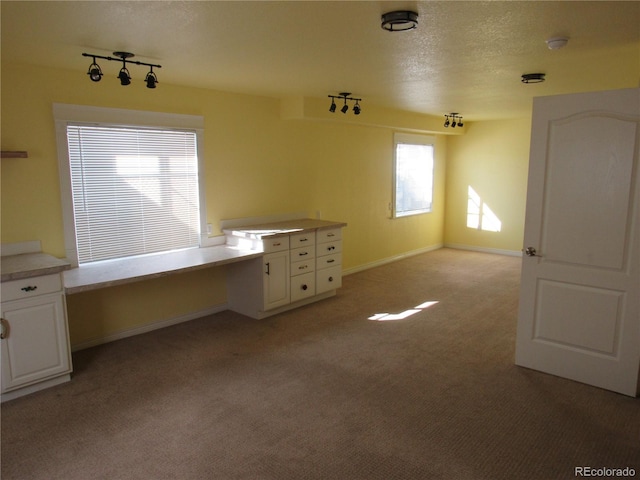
[515,88,640,397]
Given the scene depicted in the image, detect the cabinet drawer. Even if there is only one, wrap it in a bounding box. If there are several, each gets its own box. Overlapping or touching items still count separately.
[261,236,290,253]
[290,232,316,248]
[316,265,342,294]
[291,259,315,277]
[1,274,62,303]
[291,272,316,303]
[290,246,315,262]
[317,253,341,270]
[317,228,342,244]
[316,240,342,257]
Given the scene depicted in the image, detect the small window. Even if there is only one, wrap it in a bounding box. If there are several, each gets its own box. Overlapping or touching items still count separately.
[54,104,206,266]
[393,133,435,218]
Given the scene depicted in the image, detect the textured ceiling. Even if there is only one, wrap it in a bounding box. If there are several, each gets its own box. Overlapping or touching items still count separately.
[2,1,639,120]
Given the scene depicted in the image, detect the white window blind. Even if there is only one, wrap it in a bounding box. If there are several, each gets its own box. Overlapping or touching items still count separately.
[66,125,200,264]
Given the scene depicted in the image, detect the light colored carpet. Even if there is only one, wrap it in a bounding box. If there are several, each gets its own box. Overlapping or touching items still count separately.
[2,248,639,479]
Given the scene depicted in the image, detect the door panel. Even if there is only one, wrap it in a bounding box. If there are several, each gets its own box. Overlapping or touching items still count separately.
[542,115,636,269]
[516,88,640,397]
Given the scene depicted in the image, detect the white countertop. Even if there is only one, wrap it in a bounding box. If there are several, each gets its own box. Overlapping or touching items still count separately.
[63,245,261,294]
[1,253,71,282]
[223,218,346,240]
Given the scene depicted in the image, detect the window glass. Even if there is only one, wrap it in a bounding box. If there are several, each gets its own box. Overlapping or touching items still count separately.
[393,134,435,218]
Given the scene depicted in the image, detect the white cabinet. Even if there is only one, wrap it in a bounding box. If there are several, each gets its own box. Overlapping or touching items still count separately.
[225,219,345,319]
[1,273,72,401]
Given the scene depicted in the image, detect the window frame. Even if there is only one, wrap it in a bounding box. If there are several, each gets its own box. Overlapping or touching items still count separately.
[53,104,207,267]
[392,132,436,219]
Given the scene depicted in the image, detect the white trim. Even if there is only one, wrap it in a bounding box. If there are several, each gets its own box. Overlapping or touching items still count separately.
[70,303,228,352]
[343,243,443,276]
[1,374,71,403]
[444,243,523,257]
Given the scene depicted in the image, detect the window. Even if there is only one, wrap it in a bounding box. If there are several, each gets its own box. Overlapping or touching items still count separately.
[393,133,435,218]
[54,105,206,266]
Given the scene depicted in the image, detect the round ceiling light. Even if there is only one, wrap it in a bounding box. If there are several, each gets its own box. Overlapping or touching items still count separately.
[381,11,418,32]
[546,36,569,50]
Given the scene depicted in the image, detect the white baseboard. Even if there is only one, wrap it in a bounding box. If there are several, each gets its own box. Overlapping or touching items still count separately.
[343,243,443,276]
[71,303,229,352]
[444,243,523,257]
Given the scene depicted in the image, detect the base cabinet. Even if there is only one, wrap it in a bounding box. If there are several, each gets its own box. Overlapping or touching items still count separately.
[1,273,72,401]
[226,221,344,319]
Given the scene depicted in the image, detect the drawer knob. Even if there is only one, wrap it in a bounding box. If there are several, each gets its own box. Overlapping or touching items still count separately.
[328,276,333,282]
[302,284,308,290]
[20,285,38,292]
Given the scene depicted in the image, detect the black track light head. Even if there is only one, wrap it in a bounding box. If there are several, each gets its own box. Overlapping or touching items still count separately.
[145,68,158,89]
[353,102,361,115]
[444,115,450,128]
[329,99,337,112]
[341,103,349,114]
[87,57,103,82]
[118,67,131,86]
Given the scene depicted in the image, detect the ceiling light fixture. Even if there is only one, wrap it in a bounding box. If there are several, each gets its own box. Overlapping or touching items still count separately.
[82,51,162,88]
[381,11,418,32]
[521,73,546,84]
[328,93,363,116]
[145,66,158,89]
[86,56,103,82]
[546,36,569,50]
[444,113,463,128]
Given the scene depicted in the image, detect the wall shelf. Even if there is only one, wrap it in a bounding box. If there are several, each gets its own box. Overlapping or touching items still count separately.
[1,151,28,158]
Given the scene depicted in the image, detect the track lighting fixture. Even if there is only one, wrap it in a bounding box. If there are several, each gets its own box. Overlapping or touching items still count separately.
[328,93,363,116]
[444,113,463,128]
[82,51,162,88]
[381,11,418,31]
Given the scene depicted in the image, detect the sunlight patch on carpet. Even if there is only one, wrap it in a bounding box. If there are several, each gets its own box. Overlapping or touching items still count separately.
[368,301,439,321]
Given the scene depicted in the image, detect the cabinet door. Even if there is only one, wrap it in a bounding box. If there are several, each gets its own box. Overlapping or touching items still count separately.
[1,293,71,392]
[262,251,290,310]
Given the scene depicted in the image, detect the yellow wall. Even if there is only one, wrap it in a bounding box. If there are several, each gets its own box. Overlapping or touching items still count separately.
[1,62,449,346]
[444,118,532,253]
